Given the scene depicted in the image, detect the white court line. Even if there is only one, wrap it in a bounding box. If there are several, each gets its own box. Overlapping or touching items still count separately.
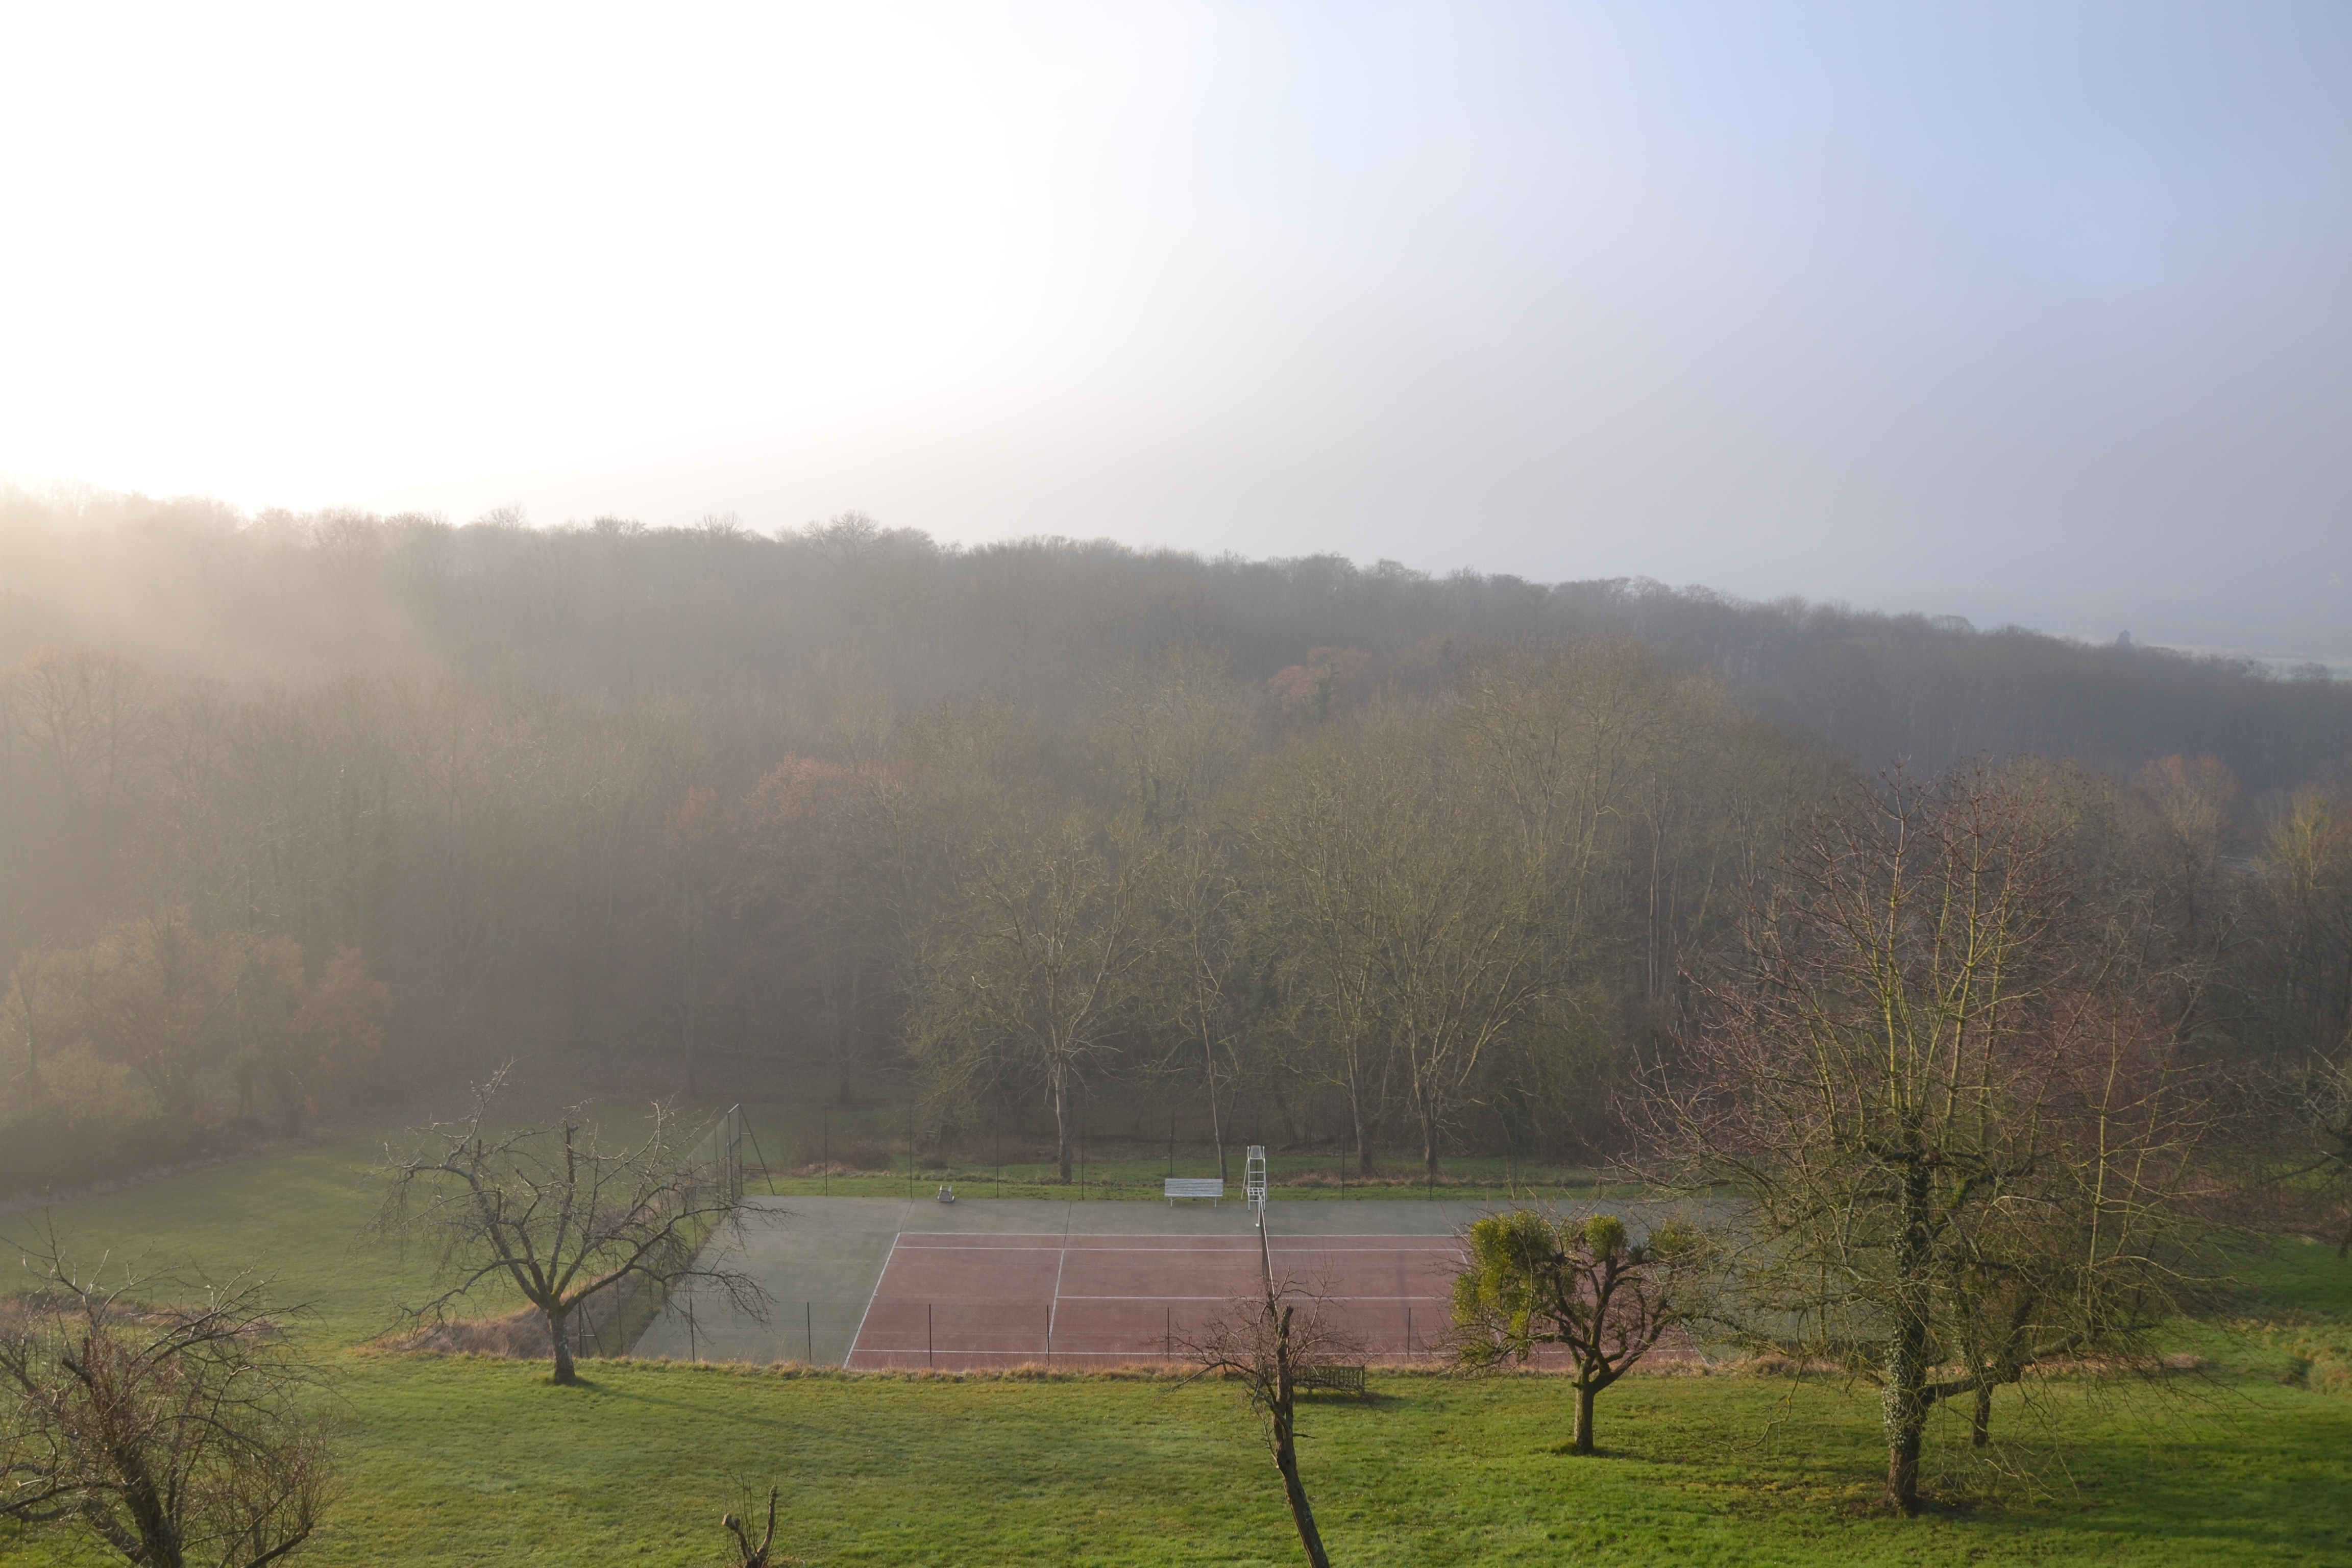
[898,1233,1468,1239]
[894,1234,1465,1247]
[857,1294,1446,1305]
[852,1348,1229,1360]
[844,1232,902,1367]
[898,1222,1467,1241]
[1046,1241,1069,1363]
[1047,1294,1441,1302]
[889,1243,1461,1254]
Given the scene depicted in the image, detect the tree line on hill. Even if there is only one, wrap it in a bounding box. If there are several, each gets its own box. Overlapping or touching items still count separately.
[2,488,2349,1213]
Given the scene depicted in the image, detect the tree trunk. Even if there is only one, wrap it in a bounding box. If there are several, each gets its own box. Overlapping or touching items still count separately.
[1273,1431,1330,1568]
[1881,1161,1932,1515]
[681,894,700,1099]
[1422,1104,1442,1182]
[1352,1100,1374,1177]
[1052,1071,1073,1185]
[1271,1316,1331,1568]
[1884,1398,1925,1515]
[1971,1381,1993,1449]
[1571,1380,1598,1455]
[549,1306,578,1385]
[1204,1029,1229,1184]
[836,964,862,1105]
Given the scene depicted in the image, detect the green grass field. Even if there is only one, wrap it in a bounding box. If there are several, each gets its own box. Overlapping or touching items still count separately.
[737,1102,1635,1205]
[4,1123,2349,1566]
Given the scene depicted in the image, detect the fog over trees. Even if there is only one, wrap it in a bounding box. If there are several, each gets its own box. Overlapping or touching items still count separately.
[3,486,2349,1201]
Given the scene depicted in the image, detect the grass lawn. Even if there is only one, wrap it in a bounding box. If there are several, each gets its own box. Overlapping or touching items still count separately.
[4,1128,2350,1566]
[730,1102,1635,1204]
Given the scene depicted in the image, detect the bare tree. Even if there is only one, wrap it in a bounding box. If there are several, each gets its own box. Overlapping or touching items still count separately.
[911,805,1162,1183]
[1451,1208,1713,1454]
[1248,724,1407,1178]
[0,1234,332,1568]
[718,1485,782,1566]
[1183,1220,1357,1568]
[2275,1045,2352,1257]
[1647,763,2213,1514]
[1153,825,1255,1182]
[375,1071,768,1384]
[1254,714,1552,1179]
[2241,789,2352,1253]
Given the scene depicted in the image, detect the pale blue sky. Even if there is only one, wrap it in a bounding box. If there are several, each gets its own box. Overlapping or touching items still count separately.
[3,2,2346,651]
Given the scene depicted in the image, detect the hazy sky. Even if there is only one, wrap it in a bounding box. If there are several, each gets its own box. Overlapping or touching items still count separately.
[5,3,2347,651]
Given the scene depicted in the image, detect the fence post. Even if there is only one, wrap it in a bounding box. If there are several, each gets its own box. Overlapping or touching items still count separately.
[806,1302,814,1366]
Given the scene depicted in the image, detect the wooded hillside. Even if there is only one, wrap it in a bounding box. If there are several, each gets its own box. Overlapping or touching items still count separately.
[4,488,2348,1196]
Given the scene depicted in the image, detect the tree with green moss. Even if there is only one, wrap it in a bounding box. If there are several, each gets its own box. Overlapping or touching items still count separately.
[1451,1208,1710,1454]
[1649,764,2214,1513]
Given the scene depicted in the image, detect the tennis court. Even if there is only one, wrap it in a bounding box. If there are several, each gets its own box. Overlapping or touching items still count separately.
[844,1230,1467,1370]
[640,1195,1661,1368]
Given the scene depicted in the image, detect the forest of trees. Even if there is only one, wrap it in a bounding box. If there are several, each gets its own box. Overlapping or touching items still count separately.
[3,485,2349,1200]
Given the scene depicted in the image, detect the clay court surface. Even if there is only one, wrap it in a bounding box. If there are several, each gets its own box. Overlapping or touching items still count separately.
[845,1231,1467,1370]
[636,1196,1564,1367]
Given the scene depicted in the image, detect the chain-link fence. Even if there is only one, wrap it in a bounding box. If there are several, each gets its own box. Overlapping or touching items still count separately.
[634,1295,1598,1373]
[766,1111,1594,1204]
[573,1104,757,1358]
[837,1296,1475,1372]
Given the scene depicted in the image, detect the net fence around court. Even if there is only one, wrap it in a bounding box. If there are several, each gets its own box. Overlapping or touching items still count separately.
[572,1104,758,1358]
[638,1296,1596,1372]
[840,1295,1485,1371]
[766,1108,1596,1204]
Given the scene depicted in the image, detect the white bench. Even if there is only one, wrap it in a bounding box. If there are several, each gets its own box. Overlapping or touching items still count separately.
[1164,1178,1226,1207]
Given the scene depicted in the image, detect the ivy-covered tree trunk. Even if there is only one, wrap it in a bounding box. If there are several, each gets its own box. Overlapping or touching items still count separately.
[1882,1159,1934,1515]
[549,1306,578,1385]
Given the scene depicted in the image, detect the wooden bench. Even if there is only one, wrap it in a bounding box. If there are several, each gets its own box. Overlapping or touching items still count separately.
[1294,1364,1367,1396]
[1164,1178,1226,1207]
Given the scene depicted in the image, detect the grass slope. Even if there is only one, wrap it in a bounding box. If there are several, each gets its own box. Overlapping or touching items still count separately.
[3,1128,2349,1566]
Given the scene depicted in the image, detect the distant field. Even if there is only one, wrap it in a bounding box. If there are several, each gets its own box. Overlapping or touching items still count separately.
[4,1125,2350,1566]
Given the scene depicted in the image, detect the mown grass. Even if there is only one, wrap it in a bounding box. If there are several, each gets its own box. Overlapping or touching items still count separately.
[4,1129,2350,1565]
[730,1102,1634,1204]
